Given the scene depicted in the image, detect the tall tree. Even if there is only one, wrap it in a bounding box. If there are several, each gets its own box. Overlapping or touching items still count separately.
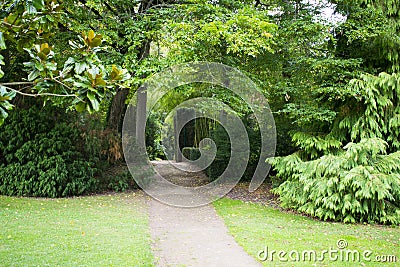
[270,0,400,224]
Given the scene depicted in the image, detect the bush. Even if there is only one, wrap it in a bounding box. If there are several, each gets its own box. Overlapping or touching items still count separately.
[205,114,262,181]
[0,106,99,197]
[106,171,135,192]
[182,147,201,161]
[145,112,165,160]
[103,166,154,192]
[269,138,400,225]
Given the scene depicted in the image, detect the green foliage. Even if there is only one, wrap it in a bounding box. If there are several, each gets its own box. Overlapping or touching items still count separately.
[0,54,4,78]
[0,106,99,197]
[100,163,152,192]
[0,85,15,125]
[169,7,276,59]
[182,147,201,161]
[106,171,136,192]
[270,138,400,225]
[0,0,130,124]
[206,114,261,181]
[334,0,400,73]
[271,1,400,225]
[145,111,165,160]
[339,72,400,148]
[291,132,342,159]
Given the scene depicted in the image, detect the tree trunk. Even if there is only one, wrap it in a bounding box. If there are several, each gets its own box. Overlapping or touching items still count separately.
[106,41,150,133]
[105,1,152,134]
[107,88,130,132]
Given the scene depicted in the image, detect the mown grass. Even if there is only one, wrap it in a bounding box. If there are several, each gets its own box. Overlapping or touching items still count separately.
[0,192,153,266]
[214,198,399,267]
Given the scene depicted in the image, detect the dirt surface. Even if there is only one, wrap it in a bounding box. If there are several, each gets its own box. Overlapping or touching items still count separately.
[151,160,209,187]
[106,161,280,208]
[225,182,280,208]
[148,160,262,267]
[151,160,280,208]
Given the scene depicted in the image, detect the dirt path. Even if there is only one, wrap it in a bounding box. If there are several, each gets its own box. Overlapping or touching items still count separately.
[148,160,261,267]
[151,160,209,187]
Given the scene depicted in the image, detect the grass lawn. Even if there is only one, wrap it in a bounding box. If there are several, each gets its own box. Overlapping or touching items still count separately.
[0,192,153,267]
[214,198,399,267]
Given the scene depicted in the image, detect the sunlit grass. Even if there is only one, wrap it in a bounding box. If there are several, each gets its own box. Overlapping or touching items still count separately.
[214,198,399,267]
[0,193,153,266]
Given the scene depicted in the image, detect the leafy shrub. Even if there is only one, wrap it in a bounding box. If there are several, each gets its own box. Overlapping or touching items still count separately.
[270,139,400,225]
[77,112,124,166]
[104,166,154,192]
[130,165,154,189]
[106,171,135,192]
[145,112,165,160]
[182,147,201,161]
[0,106,99,197]
[206,114,262,181]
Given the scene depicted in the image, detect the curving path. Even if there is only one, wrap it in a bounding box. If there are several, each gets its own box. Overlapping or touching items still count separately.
[148,161,261,267]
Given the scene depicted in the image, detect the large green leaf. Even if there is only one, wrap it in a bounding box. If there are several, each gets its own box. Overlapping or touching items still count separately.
[87,92,99,111]
[0,106,8,119]
[0,85,7,95]
[75,102,86,112]
[0,85,16,126]
[89,37,102,48]
[75,62,88,75]
[0,54,4,79]
[28,69,40,81]
[32,0,45,10]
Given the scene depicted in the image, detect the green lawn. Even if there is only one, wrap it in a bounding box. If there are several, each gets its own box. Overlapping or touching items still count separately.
[0,193,153,267]
[2,192,399,267]
[214,198,399,267]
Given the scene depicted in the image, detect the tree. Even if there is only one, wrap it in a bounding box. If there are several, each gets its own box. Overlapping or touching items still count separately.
[270,0,400,224]
[0,0,130,125]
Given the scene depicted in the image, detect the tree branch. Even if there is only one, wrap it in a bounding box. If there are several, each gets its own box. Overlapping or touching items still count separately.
[1,81,82,101]
[1,21,22,28]
[44,78,74,91]
[3,86,77,98]
[0,82,35,86]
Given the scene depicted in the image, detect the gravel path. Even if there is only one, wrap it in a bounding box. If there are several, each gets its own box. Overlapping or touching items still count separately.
[148,161,261,267]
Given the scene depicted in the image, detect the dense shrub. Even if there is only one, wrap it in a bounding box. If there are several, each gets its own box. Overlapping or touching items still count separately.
[182,147,201,161]
[106,170,135,192]
[0,106,99,197]
[270,138,400,225]
[145,112,165,160]
[206,114,262,181]
[103,166,154,192]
